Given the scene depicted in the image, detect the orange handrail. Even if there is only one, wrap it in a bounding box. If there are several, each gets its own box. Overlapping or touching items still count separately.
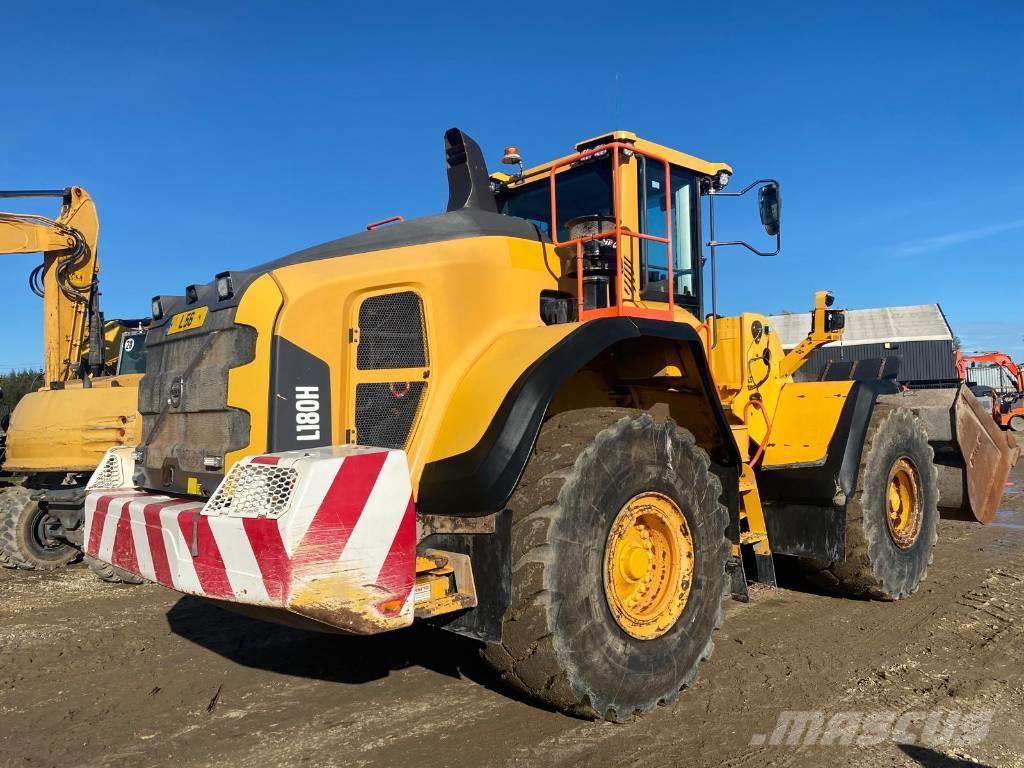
[547,142,676,323]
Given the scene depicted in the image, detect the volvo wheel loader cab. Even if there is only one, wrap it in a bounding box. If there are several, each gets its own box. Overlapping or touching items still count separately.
[83,129,1017,720]
[0,188,145,573]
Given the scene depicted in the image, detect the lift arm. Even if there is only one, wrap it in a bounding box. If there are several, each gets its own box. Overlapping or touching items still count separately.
[0,187,100,385]
[778,290,846,378]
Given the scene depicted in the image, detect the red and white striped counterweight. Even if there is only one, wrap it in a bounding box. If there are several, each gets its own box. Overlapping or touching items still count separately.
[83,445,416,634]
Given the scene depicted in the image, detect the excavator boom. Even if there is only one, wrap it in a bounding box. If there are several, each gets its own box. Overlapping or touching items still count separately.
[0,187,100,384]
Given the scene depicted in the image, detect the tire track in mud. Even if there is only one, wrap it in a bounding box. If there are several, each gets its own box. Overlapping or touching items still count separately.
[4,508,1024,767]
[714,523,1024,768]
[519,517,1024,768]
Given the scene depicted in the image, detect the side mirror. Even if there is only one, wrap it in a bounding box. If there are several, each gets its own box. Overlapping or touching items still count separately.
[759,182,781,237]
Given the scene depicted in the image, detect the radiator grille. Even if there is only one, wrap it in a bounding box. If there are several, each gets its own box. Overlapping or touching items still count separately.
[88,452,123,490]
[357,292,427,370]
[205,462,298,519]
[355,382,426,450]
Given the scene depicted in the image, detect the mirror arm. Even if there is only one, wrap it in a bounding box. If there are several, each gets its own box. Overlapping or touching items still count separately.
[710,178,777,198]
[705,178,781,351]
[706,233,781,258]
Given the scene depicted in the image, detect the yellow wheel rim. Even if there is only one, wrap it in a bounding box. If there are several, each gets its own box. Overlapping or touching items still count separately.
[603,492,694,640]
[886,457,923,549]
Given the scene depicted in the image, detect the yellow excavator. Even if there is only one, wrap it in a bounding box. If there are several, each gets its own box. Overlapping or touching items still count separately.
[0,188,144,576]
[83,130,1017,719]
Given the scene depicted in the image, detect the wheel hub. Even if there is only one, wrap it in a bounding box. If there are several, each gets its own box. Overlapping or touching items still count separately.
[886,457,923,549]
[604,492,694,640]
[33,508,64,551]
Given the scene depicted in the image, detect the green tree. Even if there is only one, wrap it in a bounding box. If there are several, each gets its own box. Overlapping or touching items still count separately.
[0,369,44,415]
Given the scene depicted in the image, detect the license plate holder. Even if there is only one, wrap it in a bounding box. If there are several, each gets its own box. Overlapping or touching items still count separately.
[166,306,208,335]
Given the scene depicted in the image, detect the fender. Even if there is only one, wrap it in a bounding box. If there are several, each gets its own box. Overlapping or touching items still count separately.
[758,379,899,505]
[417,317,740,516]
[757,379,899,559]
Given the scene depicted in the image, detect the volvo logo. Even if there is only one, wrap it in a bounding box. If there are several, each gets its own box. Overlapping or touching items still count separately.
[168,376,184,408]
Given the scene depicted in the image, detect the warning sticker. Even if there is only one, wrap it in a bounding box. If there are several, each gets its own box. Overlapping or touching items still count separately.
[414,582,431,604]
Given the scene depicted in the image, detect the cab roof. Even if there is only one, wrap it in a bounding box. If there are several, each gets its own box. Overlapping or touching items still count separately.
[490,130,732,185]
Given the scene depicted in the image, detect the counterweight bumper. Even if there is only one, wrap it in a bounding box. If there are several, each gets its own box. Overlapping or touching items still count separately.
[83,445,417,633]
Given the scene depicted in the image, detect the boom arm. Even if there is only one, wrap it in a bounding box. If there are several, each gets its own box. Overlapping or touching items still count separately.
[0,187,100,384]
[957,351,1024,393]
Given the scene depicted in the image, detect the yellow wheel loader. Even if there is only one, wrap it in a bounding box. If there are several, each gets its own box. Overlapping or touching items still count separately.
[0,188,145,577]
[83,130,1017,720]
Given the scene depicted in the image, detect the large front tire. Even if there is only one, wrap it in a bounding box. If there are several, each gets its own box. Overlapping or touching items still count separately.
[801,407,938,600]
[0,486,78,570]
[483,408,731,721]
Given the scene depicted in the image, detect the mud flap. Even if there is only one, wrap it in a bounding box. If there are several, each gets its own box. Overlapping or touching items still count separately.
[727,556,749,602]
[880,385,1020,524]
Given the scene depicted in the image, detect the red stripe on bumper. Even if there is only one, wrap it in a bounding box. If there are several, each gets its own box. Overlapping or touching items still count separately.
[292,451,389,571]
[143,502,174,586]
[375,497,417,614]
[87,495,117,555]
[243,517,289,602]
[110,499,139,574]
[176,511,233,599]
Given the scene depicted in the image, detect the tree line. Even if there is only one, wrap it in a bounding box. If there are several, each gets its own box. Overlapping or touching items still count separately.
[0,369,44,416]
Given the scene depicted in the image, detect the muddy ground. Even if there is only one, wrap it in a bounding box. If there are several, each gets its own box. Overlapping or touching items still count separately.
[4,471,1024,768]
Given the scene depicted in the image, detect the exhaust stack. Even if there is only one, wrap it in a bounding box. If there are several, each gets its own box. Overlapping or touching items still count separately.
[444,128,497,214]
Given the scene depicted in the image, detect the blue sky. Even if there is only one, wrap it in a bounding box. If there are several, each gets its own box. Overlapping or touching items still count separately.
[2,1,1023,371]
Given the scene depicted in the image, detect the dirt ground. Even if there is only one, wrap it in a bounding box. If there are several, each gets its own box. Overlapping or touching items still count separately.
[4,471,1024,768]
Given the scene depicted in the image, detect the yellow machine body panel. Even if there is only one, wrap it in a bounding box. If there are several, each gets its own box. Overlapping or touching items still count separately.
[224,274,284,469]
[759,380,854,467]
[267,234,568,490]
[4,375,142,472]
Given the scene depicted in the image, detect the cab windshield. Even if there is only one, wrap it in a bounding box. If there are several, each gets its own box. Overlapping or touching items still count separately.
[496,159,613,241]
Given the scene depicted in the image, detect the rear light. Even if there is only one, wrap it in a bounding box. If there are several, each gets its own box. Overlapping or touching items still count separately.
[185,285,199,304]
[151,297,163,319]
[215,272,234,301]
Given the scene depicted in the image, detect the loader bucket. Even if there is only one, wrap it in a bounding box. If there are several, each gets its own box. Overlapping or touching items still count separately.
[880,385,1020,524]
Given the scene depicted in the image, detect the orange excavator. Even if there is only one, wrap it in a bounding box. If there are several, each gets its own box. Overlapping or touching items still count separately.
[956,351,1024,431]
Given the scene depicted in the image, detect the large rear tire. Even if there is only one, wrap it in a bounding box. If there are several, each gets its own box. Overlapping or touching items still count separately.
[482,408,731,721]
[0,486,78,570]
[801,407,938,600]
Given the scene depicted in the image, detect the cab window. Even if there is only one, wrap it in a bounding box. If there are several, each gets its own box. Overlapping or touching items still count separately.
[496,159,613,241]
[116,332,147,375]
[638,159,701,310]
